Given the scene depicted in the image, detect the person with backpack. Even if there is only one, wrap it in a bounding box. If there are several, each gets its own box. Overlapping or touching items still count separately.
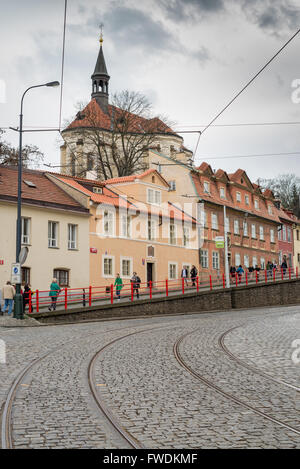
[236,265,244,284]
[114,273,123,301]
[48,278,61,311]
[131,272,141,299]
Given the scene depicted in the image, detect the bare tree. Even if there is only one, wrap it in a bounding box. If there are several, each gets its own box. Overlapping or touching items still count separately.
[0,129,44,168]
[257,173,300,211]
[63,90,174,179]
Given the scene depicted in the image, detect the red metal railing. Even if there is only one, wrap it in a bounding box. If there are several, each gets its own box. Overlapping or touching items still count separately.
[27,267,299,314]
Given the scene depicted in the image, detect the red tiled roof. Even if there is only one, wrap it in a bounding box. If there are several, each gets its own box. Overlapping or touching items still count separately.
[64,99,176,135]
[191,170,281,224]
[104,169,169,186]
[0,166,88,213]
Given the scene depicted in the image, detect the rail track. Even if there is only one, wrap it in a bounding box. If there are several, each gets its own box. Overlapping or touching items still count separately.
[0,324,162,449]
[173,329,300,437]
[219,325,300,392]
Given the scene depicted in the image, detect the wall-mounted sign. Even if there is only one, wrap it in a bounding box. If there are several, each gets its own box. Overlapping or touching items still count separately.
[90,248,98,254]
[215,236,225,249]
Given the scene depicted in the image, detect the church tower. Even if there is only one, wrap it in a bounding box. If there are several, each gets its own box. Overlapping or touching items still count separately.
[91,28,110,113]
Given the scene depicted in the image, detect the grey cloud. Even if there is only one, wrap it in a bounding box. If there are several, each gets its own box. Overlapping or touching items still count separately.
[160,0,225,22]
[240,0,300,35]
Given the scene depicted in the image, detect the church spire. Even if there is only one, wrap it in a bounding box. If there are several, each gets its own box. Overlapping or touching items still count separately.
[91,25,110,113]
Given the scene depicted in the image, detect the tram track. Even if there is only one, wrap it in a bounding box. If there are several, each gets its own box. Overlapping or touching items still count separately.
[173,330,300,437]
[219,325,300,392]
[0,323,163,449]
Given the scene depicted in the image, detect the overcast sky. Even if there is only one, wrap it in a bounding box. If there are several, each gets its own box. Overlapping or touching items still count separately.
[1,0,300,180]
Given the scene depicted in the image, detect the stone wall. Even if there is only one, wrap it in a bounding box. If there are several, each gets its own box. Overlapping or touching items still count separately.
[31,278,300,324]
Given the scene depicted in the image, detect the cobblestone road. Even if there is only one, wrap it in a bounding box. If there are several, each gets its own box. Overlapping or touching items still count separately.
[0,305,299,448]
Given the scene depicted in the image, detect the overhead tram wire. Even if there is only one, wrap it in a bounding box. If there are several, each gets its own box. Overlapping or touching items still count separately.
[59,0,68,132]
[192,27,300,157]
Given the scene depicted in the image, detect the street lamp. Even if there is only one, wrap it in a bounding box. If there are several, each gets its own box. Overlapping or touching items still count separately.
[14,81,60,320]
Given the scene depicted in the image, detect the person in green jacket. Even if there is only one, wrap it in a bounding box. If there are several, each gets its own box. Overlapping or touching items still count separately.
[48,278,61,311]
[114,274,123,301]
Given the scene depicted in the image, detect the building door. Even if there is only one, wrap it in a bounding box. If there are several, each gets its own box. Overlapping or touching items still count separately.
[147,263,153,286]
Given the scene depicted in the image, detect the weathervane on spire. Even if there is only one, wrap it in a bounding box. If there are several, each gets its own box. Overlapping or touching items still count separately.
[100,23,104,45]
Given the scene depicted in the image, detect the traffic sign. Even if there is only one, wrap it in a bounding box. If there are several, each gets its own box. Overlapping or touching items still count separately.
[215,236,225,248]
[11,263,21,284]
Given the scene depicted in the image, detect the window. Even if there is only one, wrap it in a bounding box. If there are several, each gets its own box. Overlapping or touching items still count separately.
[253,256,258,268]
[282,226,287,241]
[68,224,77,250]
[200,250,209,269]
[121,215,131,238]
[212,252,220,270]
[251,224,256,239]
[278,227,282,240]
[225,217,230,233]
[244,255,249,268]
[21,267,30,285]
[254,199,259,210]
[103,256,114,277]
[245,195,249,206]
[183,227,190,247]
[169,223,176,245]
[21,217,30,245]
[93,187,103,194]
[268,205,273,215]
[204,181,210,194]
[243,222,248,237]
[234,220,240,235]
[48,221,58,248]
[169,263,177,280]
[212,213,218,230]
[259,226,264,241]
[148,219,157,241]
[270,229,275,243]
[220,187,226,199]
[121,258,132,278]
[235,253,241,266]
[287,228,292,242]
[147,189,161,205]
[169,181,176,191]
[236,192,241,202]
[103,210,114,236]
[54,269,69,287]
[261,258,265,269]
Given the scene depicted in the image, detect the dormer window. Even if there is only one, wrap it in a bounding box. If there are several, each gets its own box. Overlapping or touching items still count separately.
[254,199,259,210]
[204,181,210,194]
[268,205,273,215]
[220,187,225,199]
[93,187,103,194]
[236,192,241,202]
[245,195,249,205]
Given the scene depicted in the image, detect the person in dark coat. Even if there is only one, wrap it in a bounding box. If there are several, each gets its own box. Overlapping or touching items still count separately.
[22,284,33,313]
[190,265,198,287]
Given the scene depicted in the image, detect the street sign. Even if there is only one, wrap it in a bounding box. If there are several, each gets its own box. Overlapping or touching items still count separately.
[19,246,29,265]
[11,263,21,284]
[215,236,225,248]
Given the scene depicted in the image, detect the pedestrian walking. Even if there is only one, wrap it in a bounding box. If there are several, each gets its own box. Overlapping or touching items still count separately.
[266,261,273,279]
[236,265,244,284]
[248,265,254,281]
[190,265,198,287]
[22,284,33,313]
[230,266,236,283]
[181,267,188,286]
[281,258,288,277]
[48,278,61,311]
[1,281,15,316]
[114,274,123,301]
[255,265,261,280]
[131,272,141,299]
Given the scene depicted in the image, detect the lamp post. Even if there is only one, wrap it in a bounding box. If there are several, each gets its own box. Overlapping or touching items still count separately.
[14,81,60,319]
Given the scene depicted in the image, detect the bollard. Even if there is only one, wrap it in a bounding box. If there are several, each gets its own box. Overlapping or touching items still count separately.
[273,268,276,282]
[235,273,238,287]
[196,276,199,293]
[182,278,185,295]
[246,271,248,286]
[222,273,225,289]
[65,288,68,310]
[166,279,169,297]
[265,270,267,283]
[150,281,152,299]
[255,271,258,284]
[29,290,32,314]
[210,275,213,291]
[289,268,291,280]
[131,282,134,302]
